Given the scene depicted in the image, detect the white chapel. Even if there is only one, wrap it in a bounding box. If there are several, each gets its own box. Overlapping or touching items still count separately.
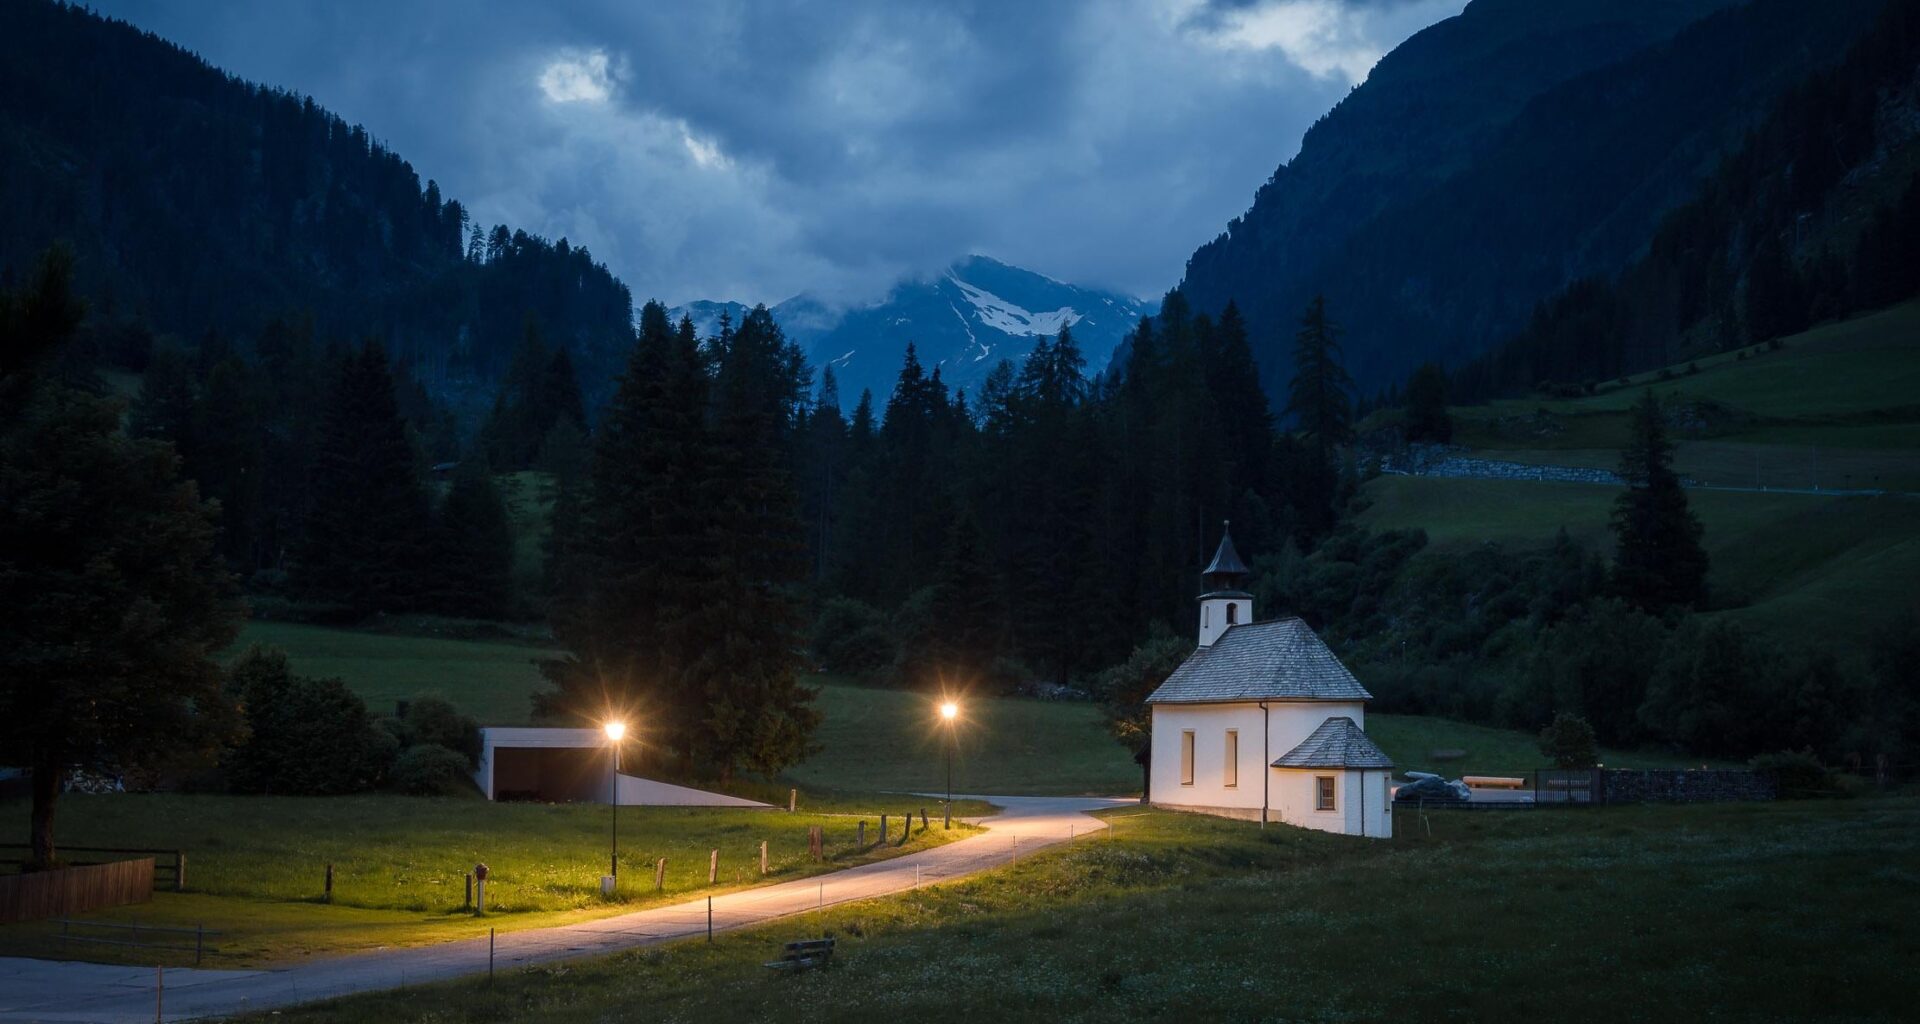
[1145,524,1393,838]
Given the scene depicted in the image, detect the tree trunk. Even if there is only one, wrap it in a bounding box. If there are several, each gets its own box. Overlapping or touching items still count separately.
[29,753,61,869]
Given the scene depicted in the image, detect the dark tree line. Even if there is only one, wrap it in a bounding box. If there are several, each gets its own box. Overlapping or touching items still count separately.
[799,295,1353,687]
[1452,0,1920,402]
[541,304,818,780]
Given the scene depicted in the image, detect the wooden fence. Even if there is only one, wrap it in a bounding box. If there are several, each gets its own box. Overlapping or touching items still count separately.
[0,845,185,890]
[0,857,154,924]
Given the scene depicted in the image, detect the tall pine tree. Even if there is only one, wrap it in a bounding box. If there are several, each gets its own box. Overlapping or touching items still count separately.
[1611,389,1708,612]
[295,343,432,613]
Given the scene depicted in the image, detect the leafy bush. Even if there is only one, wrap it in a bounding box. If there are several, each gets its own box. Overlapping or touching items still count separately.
[224,646,395,795]
[809,597,896,675]
[1749,750,1841,798]
[403,696,481,767]
[391,743,474,795]
[1538,712,1599,768]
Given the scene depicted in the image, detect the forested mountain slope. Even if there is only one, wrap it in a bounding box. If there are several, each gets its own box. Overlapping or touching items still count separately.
[1454,0,1920,399]
[1179,0,1884,400]
[0,0,633,408]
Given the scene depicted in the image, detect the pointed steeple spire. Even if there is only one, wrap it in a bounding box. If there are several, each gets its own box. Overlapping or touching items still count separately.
[1196,521,1253,647]
[1201,520,1249,591]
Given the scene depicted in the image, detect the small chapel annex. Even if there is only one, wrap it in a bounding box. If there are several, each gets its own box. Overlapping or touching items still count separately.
[1144,524,1393,838]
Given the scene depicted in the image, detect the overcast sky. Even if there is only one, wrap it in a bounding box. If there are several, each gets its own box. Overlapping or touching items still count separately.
[92,0,1464,307]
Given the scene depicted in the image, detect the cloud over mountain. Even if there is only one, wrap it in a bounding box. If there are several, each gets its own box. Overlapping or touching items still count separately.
[88,0,1462,308]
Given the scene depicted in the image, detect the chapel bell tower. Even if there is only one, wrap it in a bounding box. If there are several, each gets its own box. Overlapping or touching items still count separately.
[1197,521,1252,647]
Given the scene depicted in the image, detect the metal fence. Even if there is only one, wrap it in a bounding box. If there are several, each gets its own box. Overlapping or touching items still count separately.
[1533,768,1600,805]
[47,918,221,966]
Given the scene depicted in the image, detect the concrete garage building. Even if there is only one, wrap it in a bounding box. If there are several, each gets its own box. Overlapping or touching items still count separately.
[1145,526,1393,838]
[474,727,767,807]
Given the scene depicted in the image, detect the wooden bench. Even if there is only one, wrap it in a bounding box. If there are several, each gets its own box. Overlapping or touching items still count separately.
[1462,775,1525,790]
[765,937,835,971]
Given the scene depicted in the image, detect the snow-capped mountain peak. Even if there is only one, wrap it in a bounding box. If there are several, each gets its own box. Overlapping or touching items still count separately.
[672,256,1155,406]
[945,274,1082,338]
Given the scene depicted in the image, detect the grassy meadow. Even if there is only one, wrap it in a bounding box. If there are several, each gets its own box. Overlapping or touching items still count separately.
[239,622,1706,798]
[253,796,1920,1024]
[1362,301,1920,652]
[0,794,980,965]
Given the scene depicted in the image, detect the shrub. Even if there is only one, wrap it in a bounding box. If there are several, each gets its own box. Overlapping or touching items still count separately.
[403,696,481,767]
[1538,712,1599,768]
[1749,750,1841,798]
[224,646,396,795]
[391,743,474,795]
[809,597,896,675]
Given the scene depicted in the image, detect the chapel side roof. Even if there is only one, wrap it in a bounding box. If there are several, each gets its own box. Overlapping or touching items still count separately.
[1270,716,1393,769]
[1144,617,1373,704]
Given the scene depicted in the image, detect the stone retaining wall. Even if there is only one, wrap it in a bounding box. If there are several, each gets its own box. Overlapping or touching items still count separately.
[1600,769,1774,804]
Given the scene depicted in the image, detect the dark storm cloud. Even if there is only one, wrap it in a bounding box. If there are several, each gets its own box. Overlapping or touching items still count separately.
[88,0,1464,306]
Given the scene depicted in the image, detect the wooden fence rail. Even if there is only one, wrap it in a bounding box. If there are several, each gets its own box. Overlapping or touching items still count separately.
[0,845,184,890]
[0,857,154,924]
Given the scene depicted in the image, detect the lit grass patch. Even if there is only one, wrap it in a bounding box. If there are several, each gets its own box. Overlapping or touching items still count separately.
[0,793,981,965]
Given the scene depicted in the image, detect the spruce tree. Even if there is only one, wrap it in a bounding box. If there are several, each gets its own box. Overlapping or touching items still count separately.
[922,511,1002,685]
[1403,362,1453,444]
[430,465,515,619]
[542,301,707,743]
[1286,295,1355,455]
[295,343,432,613]
[1,254,242,866]
[680,306,818,778]
[1610,389,1708,612]
[1284,295,1354,539]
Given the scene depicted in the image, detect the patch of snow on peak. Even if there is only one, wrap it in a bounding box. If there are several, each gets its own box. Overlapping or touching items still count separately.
[947,275,1081,337]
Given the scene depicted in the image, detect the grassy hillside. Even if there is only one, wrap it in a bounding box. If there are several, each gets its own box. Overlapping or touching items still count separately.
[1367,301,1920,651]
[1454,300,1920,453]
[256,797,1920,1024]
[238,621,554,725]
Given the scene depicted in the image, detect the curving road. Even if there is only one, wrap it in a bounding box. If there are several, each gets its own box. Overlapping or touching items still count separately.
[0,795,1131,1023]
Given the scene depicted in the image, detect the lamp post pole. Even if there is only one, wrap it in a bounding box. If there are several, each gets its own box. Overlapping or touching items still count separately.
[939,701,958,825]
[610,741,619,879]
[604,721,627,881]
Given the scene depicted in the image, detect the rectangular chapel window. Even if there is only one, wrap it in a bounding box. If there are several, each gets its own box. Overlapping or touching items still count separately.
[1180,730,1195,786]
[1316,775,1336,811]
[1223,730,1238,787]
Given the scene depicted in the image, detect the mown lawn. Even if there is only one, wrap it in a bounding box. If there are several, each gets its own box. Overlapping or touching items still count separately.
[254,796,1920,1023]
[0,794,981,965]
[790,680,1140,797]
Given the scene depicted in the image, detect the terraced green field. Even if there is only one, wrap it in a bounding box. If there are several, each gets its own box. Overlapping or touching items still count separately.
[1368,301,1920,651]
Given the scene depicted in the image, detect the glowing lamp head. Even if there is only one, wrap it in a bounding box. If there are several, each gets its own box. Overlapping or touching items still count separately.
[603,721,626,742]
[939,701,958,722]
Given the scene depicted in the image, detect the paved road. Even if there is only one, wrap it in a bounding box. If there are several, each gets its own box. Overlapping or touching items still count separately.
[0,796,1130,1023]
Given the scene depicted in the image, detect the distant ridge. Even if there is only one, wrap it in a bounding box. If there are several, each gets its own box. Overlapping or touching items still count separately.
[673,256,1155,405]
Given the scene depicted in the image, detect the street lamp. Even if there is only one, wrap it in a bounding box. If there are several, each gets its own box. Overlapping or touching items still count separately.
[939,701,959,827]
[604,720,626,881]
